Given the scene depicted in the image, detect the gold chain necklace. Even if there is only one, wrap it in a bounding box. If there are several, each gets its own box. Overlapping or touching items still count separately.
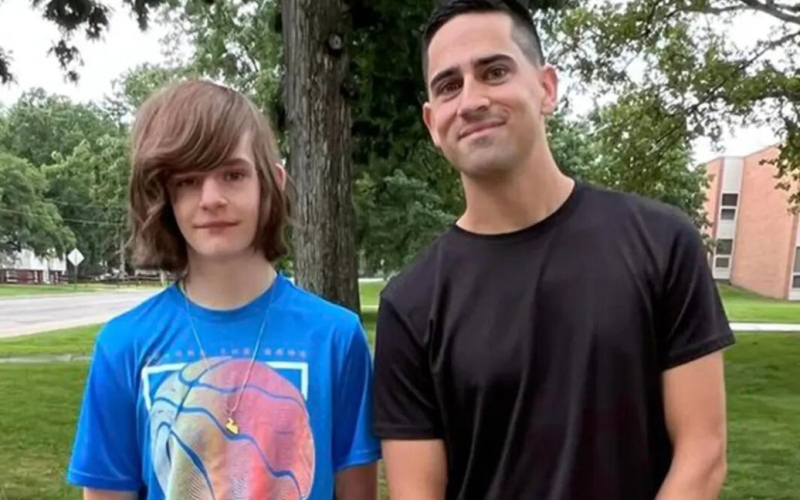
[181,274,277,435]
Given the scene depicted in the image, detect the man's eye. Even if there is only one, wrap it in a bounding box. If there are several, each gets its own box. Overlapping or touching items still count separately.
[440,81,461,94]
[486,66,508,80]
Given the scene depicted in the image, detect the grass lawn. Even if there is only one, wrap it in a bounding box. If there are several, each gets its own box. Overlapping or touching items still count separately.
[721,333,800,499]
[0,363,87,500]
[0,333,797,499]
[0,315,380,359]
[0,325,99,358]
[719,283,800,323]
[360,280,384,309]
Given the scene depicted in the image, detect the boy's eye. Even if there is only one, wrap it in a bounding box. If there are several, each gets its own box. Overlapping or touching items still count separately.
[225,171,246,182]
[174,177,197,188]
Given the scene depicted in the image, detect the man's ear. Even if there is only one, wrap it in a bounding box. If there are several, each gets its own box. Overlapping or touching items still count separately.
[539,65,559,116]
[423,102,441,148]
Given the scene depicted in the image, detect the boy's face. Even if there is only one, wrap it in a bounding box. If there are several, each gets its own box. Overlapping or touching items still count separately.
[168,134,263,264]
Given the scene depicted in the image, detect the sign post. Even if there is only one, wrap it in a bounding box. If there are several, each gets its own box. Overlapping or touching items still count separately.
[67,248,85,290]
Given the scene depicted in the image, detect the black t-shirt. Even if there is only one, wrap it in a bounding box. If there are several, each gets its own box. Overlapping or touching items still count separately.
[372,181,735,500]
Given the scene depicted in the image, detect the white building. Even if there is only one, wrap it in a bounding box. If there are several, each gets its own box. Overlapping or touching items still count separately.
[0,249,67,284]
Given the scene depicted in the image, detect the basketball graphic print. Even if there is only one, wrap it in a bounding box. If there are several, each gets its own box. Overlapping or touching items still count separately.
[149,358,315,499]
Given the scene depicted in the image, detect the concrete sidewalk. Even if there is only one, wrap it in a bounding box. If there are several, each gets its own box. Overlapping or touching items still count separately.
[731,322,800,332]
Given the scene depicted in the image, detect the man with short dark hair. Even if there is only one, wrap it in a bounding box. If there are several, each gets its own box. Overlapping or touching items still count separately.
[373,1,734,499]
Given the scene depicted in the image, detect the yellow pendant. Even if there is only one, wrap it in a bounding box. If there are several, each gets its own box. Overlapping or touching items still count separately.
[225,417,239,435]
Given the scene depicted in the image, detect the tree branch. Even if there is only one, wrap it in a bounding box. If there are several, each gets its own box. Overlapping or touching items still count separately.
[642,0,664,39]
[690,5,748,15]
[0,48,13,84]
[774,2,800,13]
[738,0,800,24]
[647,29,800,156]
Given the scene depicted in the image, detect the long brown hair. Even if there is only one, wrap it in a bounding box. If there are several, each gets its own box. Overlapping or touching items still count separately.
[128,79,289,272]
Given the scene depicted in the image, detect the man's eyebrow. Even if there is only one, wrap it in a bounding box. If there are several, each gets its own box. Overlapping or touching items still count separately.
[429,67,460,93]
[429,54,516,93]
[474,53,515,68]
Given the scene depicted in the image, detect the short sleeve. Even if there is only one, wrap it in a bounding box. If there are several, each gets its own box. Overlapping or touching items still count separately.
[67,329,142,491]
[332,320,382,471]
[372,296,443,439]
[657,217,736,370]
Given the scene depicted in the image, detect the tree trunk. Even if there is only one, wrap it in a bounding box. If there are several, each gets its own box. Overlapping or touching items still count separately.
[281,0,361,314]
[119,231,127,281]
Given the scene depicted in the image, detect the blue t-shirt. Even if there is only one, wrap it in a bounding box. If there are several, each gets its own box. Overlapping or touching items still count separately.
[67,274,381,499]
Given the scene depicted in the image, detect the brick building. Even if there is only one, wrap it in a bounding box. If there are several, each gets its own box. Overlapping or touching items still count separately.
[705,145,800,300]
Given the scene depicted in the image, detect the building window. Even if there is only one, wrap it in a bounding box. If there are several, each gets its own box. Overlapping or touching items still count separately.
[793,246,800,289]
[721,193,739,207]
[714,238,733,270]
[720,192,738,221]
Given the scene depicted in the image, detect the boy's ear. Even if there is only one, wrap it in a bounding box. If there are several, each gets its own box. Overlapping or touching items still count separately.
[273,162,287,190]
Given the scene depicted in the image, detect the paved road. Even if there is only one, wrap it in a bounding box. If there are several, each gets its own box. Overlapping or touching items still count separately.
[0,290,158,339]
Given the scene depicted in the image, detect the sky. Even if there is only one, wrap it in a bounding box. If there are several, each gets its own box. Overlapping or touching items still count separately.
[0,0,785,164]
[0,0,171,105]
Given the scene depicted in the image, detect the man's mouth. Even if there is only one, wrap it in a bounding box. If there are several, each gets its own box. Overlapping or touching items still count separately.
[459,120,504,140]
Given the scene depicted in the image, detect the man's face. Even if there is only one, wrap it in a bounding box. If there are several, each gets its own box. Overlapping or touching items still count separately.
[423,12,557,179]
[169,134,262,264]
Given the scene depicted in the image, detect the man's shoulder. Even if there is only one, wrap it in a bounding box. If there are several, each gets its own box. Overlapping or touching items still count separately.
[382,230,452,299]
[378,228,456,324]
[581,181,699,235]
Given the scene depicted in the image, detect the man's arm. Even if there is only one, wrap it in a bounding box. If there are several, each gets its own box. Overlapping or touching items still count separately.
[656,351,728,500]
[335,463,379,500]
[382,439,447,500]
[373,294,447,500]
[84,490,137,500]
